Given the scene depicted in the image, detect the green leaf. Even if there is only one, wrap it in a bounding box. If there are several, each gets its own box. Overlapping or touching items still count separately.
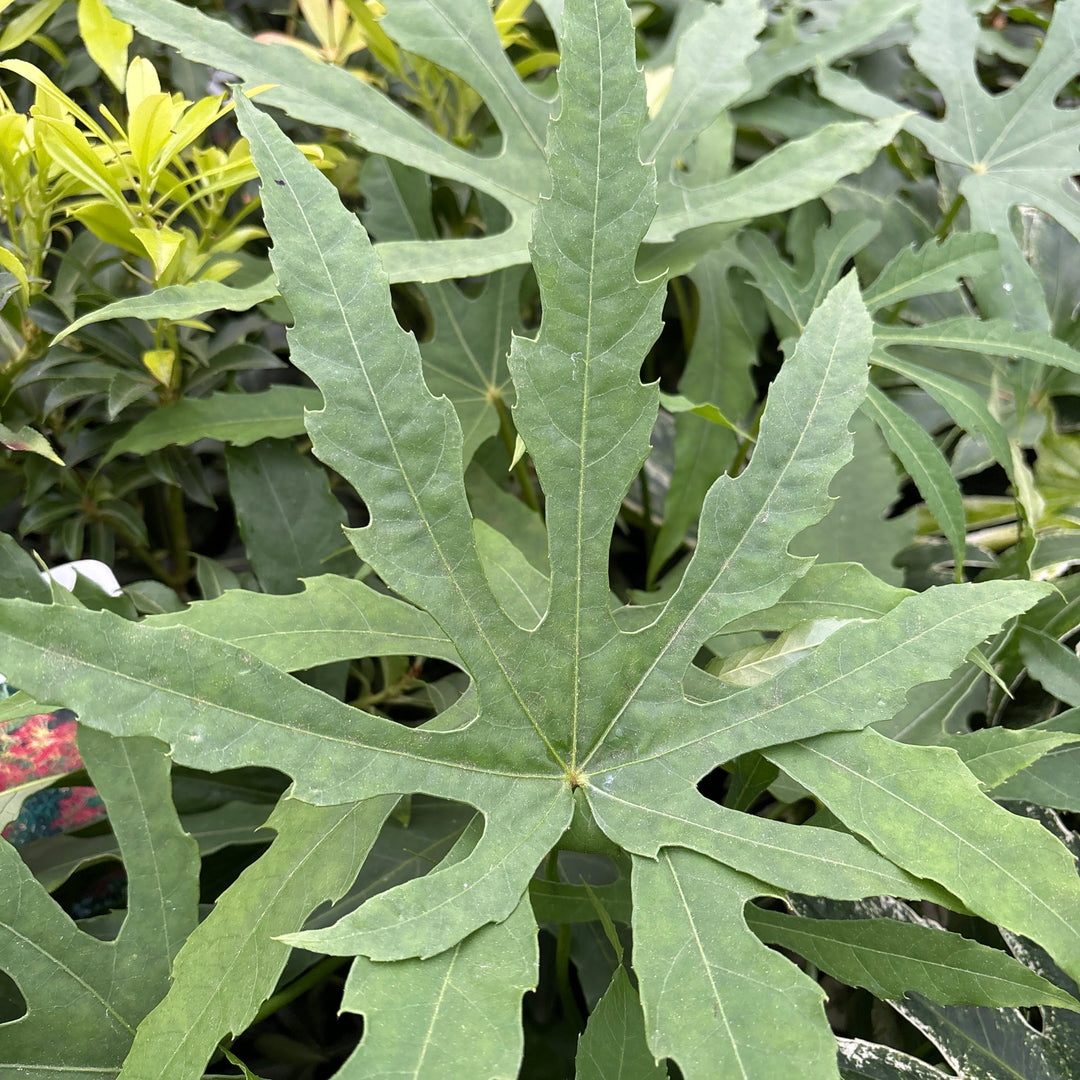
[148,573,459,670]
[103,0,904,281]
[861,232,1000,312]
[641,0,762,184]
[23,800,270,892]
[740,0,920,107]
[869,350,1016,482]
[1019,628,1080,707]
[874,318,1080,375]
[575,966,665,1080]
[818,0,1080,331]
[647,245,759,584]
[117,797,394,1080]
[791,411,914,585]
[358,156,524,462]
[740,210,881,334]
[862,384,966,576]
[0,3,1072,1076]
[337,864,537,1078]
[991,710,1080,812]
[52,275,279,345]
[767,729,1080,984]
[837,1039,947,1080]
[632,850,836,1079]
[0,420,63,465]
[747,906,1080,1009]
[1,729,199,1076]
[226,440,358,594]
[0,533,49,603]
[104,387,322,462]
[940,726,1080,791]
[719,562,910,635]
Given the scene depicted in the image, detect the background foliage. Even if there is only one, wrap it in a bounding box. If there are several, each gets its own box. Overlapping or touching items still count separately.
[5,0,1080,1078]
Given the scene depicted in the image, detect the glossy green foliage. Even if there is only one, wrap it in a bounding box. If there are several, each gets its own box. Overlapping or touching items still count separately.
[5,2,1080,1078]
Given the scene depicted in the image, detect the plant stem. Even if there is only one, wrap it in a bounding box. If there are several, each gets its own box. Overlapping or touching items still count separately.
[248,955,349,1026]
[165,483,191,587]
[935,193,965,240]
[729,400,765,476]
[555,923,583,1031]
[494,394,541,512]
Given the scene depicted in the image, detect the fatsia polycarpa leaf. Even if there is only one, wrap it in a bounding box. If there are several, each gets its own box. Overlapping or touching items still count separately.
[1,2,1077,1078]
[101,0,904,282]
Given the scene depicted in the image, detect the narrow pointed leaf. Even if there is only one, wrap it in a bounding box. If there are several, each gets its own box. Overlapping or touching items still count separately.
[862,384,966,573]
[53,276,279,344]
[147,575,459,669]
[575,966,665,1080]
[767,729,1080,985]
[747,907,1080,1010]
[104,387,321,462]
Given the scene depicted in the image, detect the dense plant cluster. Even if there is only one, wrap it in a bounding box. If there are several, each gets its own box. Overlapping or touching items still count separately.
[4,1,1080,1078]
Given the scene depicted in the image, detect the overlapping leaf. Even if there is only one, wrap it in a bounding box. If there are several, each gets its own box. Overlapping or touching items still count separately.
[102,0,903,282]
[818,0,1080,332]
[0,728,200,1077]
[2,3,1078,1078]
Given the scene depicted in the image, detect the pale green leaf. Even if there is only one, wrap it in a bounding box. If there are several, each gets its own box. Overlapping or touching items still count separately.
[1,729,199,1076]
[861,232,999,312]
[791,411,913,585]
[147,573,459,669]
[862,384,966,575]
[648,246,758,583]
[117,797,394,1080]
[767,729,1080,985]
[747,906,1080,1009]
[719,562,911,635]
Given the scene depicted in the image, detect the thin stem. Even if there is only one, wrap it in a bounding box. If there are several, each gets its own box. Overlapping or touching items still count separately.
[494,394,542,513]
[935,192,965,241]
[248,955,349,1027]
[165,482,192,586]
[729,399,765,476]
[555,923,583,1031]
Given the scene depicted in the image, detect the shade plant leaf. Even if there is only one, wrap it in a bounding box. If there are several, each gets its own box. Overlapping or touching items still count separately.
[0,727,200,1077]
[1,2,1077,1078]
[100,0,905,282]
[816,0,1080,332]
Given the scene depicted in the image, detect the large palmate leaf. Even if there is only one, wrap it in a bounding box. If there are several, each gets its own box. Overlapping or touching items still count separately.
[3,3,1079,1078]
[102,0,903,282]
[818,0,1080,332]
